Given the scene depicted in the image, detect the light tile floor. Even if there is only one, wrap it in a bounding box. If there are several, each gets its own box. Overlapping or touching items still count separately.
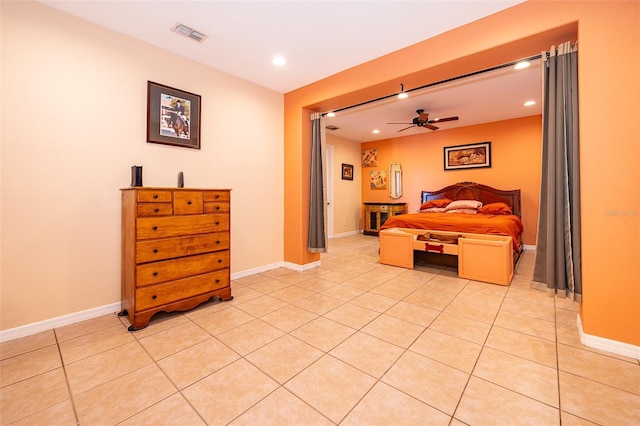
[1,234,639,425]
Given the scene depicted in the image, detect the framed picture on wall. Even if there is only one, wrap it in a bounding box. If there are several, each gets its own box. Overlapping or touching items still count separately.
[341,163,354,180]
[147,81,201,149]
[370,170,387,189]
[444,141,491,170]
[362,148,378,167]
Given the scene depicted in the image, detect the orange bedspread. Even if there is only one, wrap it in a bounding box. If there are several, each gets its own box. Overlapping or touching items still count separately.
[380,212,523,250]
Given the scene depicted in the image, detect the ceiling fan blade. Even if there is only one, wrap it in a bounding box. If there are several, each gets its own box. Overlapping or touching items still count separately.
[424,123,439,130]
[397,125,416,132]
[428,116,459,124]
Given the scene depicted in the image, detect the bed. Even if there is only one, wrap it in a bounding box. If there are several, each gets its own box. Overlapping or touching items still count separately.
[380,182,524,264]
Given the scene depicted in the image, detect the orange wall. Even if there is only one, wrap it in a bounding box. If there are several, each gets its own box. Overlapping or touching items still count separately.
[360,116,541,245]
[284,1,640,347]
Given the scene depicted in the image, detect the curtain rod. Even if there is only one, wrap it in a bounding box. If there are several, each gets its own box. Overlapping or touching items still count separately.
[323,54,543,116]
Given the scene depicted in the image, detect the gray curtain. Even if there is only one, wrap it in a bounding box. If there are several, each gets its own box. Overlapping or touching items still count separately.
[308,112,328,253]
[533,42,582,302]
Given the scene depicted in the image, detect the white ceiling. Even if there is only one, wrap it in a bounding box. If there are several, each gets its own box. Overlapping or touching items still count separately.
[39,0,539,143]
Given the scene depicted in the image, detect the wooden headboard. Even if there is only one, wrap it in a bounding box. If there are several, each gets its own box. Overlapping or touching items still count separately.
[421,182,522,218]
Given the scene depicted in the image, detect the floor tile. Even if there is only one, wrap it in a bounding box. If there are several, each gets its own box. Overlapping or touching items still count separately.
[234,294,289,317]
[342,381,451,425]
[216,319,284,355]
[245,335,323,384]
[8,398,77,426]
[190,306,255,336]
[182,359,279,425]
[229,387,332,425]
[73,364,176,425]
[455,376,559,425]
[0,344,61,387]
[65,340,152,395]
[330,331,404,378]
[384,300,440,327]
[382,351,469,415]
[294,292,344,315]
[260,304,318,332]
[559,371,640,425]
[0,368,70,425]
[494,308,557,341]
[54,313,123,342]
[57,324,134,365]
[118,393,206,426]
[157,337,240,389]
[323,302,380,329]
[410,328,482,373]
[361,313,425,348]
[557,343,640,394]
[290,317,356,352]
[138,320,210,360]
[285,355,376,423]
[473,347,559,407]
[428,312,491,344]
[269,285,315,303]
[0,330,56,360]
[485,326,557,368]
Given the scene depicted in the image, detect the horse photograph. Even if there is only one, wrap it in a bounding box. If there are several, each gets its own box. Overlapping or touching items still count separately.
[160,94,190,139]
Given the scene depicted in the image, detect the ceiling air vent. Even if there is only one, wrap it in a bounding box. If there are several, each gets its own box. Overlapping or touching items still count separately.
[326,125,339,131]
[171,23,208,43]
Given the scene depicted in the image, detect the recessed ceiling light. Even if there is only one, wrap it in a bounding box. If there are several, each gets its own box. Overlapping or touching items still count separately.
[514,61,530,70]
[397,92,408,99]
[524,100,536,106]
[272,55,286,66]
[326,112,336,117]
[372,129,380,134]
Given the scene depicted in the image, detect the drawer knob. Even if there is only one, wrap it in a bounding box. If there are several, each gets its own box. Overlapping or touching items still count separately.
[154,208,159,212]
[152,295,157,300]
[216,240,220,244]
[153,249,158,253]
[153,194,158,199]
[153,272,158,276]
[187,201,192,205]
[215,221,220,225]
[218,259,222,263]
[215,279,220,283]
[152,226,158,231]
[215,206,220,210]
[215,195,220,199]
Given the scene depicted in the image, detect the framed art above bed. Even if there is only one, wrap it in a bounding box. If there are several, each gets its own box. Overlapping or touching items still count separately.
[444,142,491,170]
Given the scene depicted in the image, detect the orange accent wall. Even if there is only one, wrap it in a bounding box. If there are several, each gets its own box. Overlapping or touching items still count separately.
[361,116,541,246]
[284,1,640,347]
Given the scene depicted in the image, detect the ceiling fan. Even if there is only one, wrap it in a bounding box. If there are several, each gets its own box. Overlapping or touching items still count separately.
[388,109,459,132]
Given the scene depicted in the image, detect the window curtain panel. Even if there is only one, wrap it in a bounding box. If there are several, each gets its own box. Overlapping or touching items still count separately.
[308,112,328,253]
[533,41,582,302]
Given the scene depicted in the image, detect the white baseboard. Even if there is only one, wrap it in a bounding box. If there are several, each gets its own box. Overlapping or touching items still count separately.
[577,314,640,359]
[330,230,362,239]
[283,260,321,271]
[230,261,286,279]
[0,302,121,343]
[523,244,536,251]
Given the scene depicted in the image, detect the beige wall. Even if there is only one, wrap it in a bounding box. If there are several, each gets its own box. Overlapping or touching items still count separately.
[1,2,284,330]
[326,135,362,236]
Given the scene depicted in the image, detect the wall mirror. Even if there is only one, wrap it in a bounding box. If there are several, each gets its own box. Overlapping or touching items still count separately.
[389,162,403,199]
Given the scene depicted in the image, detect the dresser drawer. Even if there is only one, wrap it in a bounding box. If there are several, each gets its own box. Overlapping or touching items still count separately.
[136,214,228,240]
[137,190,172,202]
[136,232,229,263]
[135,269,229,311]
[137,203,173,217]
[203,191,230,202]
[204,202,230,213]
[174,191,204,215]
[136,251,230,286]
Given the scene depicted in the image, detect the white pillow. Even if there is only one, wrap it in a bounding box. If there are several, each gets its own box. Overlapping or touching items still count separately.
[444,199,483,211]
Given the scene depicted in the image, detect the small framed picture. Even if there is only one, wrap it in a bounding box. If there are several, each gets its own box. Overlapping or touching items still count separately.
[444,141,491,170]
[147,81,201,149]
[341,163,354,180]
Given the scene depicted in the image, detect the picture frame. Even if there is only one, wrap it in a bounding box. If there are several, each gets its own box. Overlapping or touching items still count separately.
[341,163,354,180]
[369,170,387,189]
[361,148,378,167]
[444,141,491,170]
[147,81,201,149]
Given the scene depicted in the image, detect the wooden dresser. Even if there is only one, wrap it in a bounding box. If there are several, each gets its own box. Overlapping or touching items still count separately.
[119,187,232,331]
[363,202,407,235]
